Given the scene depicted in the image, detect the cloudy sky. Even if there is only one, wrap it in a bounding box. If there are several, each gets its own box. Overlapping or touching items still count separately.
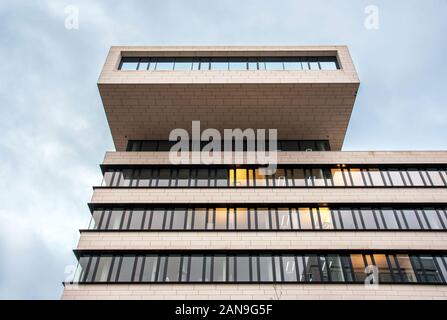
[0,0,446,299]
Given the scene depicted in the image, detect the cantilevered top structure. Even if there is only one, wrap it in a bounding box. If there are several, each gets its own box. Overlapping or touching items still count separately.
[98,46,360,151]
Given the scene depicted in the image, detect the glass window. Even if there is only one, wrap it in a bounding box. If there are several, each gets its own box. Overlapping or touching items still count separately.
[129,210,144,230]
[419,256,443,283]
[236,256,250,281]
[117,256,135,282]
[195,169,208,187]
[229,61,247,70]
[236,208,248,229]
[165,256,181,282]
[193,208,207,230]
[255,169,267,186]
[171,209,186,229]
[282,256,297,282]
[248,61,258,70]
[118,169,133,187]
[339,209,356,229]
[351,254,366,282]
[388,169,405,186]
[155,60,174,71]
[120,58,139,70]
[93,256,112,282]
[210,60,228,70]
[214,208,227,230]
[407,169,425,186]
[349,169,365,186]
[102,171,114,186]
[277,208,291,229]
[108,210,123,229]
[368,169,385,186]
[216,169,228,187]
[283,61,302,70]
[176,169,189,187]
[213,255,226,282]
[373,254,393,282]
[311,169,326,186]
[298,208,313,229]
[279,140,299,151]
[259,255,274,281]
[265,61,283,70]
[396,255,416,283]
[402,209,421,229]
[189,256,204,281]
[424,209,444,230]
[327,255,345,282]
[288,169,306,186]
[303,255,321,282]
[256,208,270,229]
[90,210,103,230]
[381,209,399,229]
[73,256,90,282]
[426,169,445,186]
[138,58,150,70]
[319,61,337,70]
[331,168,345,186]
[308,59,320,70]
[151,209,165,229]
[158,169,171,187]
[174,59,192,71]
[361,209,378,229]
[319,207,334,229]
[139,169,151,187]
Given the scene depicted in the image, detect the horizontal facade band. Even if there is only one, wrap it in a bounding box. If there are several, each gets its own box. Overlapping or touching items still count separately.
[76,231,447,251]
[85,206,447,231]
[69,251,447,286]
[62,283,447,300]
[102,151,447,166]
[90,188,447,205]
[99,166,447,188]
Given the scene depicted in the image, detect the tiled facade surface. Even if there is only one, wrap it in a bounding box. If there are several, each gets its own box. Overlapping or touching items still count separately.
[102,151,447,165]
[98,46,359,151]
[62,284,447,300]
[77,231,447,251]
[90,188,447,204]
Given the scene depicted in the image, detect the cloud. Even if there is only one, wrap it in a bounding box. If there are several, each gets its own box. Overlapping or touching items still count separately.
[0,0,446,298]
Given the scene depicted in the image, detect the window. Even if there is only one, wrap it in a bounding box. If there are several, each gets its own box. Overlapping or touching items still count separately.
[189,256,203,281]
[213,255,226,281]
[165,256,181,282]
[151,209,165,229]
[319,207,334,229]
[120,58,139,70]
[282,256,298,282]
[129,210,144,230]
[259,255,274,281]
[339,209,356,229]
[236,256,250,281]
[117,256,135,282]
[256,208,270,229]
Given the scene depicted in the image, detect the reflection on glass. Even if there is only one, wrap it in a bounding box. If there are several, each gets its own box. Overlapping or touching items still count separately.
[319,207,333,229]
[299,208,313,229]
[259,255,274,281]
[215,208,227,230]
[282,256,297,282]
[236,256,250,281]
[257,208,270,229]
[213,255,226,281]
[118,256,135,282]
[331,168,344,186]
[236,208,248,229]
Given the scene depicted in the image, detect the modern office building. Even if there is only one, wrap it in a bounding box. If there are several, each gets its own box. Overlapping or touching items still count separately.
[63,46,447,299]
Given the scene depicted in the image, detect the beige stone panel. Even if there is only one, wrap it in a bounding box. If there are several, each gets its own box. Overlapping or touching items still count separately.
[62,284,447,300]
[77,231,447,251]
[102,150,447,165]
[90,188,447,204]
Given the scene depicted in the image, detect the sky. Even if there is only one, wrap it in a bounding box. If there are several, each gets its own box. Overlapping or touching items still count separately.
[0,0,446,299]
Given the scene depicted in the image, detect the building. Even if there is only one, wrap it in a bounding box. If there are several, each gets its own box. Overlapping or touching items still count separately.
[62,46,447,300]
